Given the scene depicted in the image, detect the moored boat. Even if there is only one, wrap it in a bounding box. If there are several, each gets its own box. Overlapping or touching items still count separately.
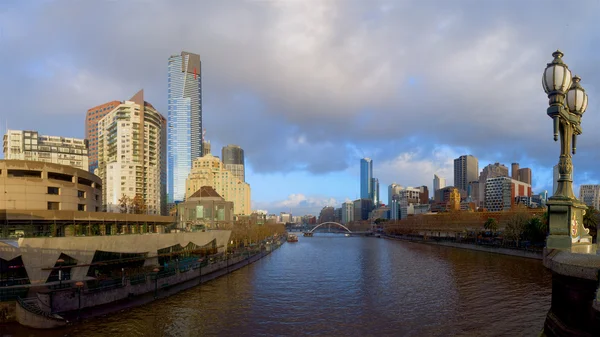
[287,234,298,242]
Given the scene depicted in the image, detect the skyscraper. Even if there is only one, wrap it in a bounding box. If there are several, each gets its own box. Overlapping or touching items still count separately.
[454,155,478,192]
[371,177,379,206]
[388,183,403,208]
[86,100,120,172]
[96,90,166,215]
[222,144,245,182]
[433,174,446,192]
[167,51,202,203]
[360,158,373,200]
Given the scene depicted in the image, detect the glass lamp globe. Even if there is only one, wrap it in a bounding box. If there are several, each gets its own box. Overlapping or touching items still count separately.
[566,76,588,116]
[542,50,572,95]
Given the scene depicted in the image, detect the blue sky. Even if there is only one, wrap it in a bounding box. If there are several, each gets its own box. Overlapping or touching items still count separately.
[2,0,600,216]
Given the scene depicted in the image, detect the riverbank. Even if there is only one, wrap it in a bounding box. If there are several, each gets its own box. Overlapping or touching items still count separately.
[383,234,543,260]
[15,238,286,329]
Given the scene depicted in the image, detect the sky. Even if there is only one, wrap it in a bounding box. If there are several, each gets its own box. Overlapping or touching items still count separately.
[1,0,600,216]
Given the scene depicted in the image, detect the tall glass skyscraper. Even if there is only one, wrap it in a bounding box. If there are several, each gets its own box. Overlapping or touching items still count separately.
[360,158,373,200]
[167,51,202,203]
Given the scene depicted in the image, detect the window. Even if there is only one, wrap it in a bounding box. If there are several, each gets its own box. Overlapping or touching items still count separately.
[77,204,86,211]
[77,190,85,198]
[48,187,60,195]
[47,202,60,210]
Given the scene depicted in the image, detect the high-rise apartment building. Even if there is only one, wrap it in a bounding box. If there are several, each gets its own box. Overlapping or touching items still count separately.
[167,51,203,203]
[96,90,167,215]
[454,155,478,193]
[3,130,89,171]
[222,145,245,182]
[185,154,251,215]
[341,201,354,224]
[433,174,446,192]
[579,185,600,210]
[360,158,373,201]
[388,183,403,208]
[86,100,120,172]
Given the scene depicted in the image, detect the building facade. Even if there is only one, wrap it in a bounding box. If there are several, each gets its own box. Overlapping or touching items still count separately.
[454,155,478,193]
[185,154,251,215]
[177,186,234,230]
[477,162,509,207]
[360,158,373,201]
[433,174,446,192]
[341,201,354,224]
[353,198,373,221]
[96,90,167,215]
[167,51,203,203]
[222,145,245,182]
[0,160,102,212]
[3,130,89,171]
[371,177,380,206]
[484,177,532,212]
[579,185,600,210]
[388,183,403,208]
[86,101,121,172]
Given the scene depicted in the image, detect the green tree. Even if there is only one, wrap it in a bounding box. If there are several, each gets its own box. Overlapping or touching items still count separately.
[583,206,599,242]
[483,218,498,234]
[504,209,531,247]
[524,216,547,243]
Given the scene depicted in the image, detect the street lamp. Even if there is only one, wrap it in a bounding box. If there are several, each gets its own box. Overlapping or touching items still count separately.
[542,50,592,250]
[57,258,65,288]
[153,268,159,298]
[75,281,84,319]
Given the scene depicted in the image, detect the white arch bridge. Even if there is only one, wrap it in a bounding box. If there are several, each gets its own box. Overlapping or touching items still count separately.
[303,222,371,237]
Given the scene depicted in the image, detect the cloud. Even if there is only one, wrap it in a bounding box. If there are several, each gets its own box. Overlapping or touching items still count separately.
[252,193,338,216]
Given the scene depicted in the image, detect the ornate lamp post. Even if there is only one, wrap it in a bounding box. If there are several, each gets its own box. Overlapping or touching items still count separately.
[542,50,591,250]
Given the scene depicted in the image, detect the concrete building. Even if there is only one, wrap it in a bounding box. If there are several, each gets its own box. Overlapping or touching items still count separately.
[177,186,234,230]
[341,201,354,224]
[388,183,403,208]
[478,162,509,207]
[0,160,102,213]
[433,174,446,192]
[222,145,245,182]
[318,206,335,223]
[399,187,421,220]
[353,199,373,221]
[168,51,203,203]
[511,163,520,180]
[96,90,167,215]
[454,155,478,193]
[334,207,342,223]
[202,140,211,157]
[185,154,251,215]
[390,194,400,220]
[484,177,532,212]
[86,101,121,173]
[579,185,600,210]
[3,130,89,171]
[419,186,429,205]
[360,158,373,201]
[369,206,390,220]
[280,212,292,223]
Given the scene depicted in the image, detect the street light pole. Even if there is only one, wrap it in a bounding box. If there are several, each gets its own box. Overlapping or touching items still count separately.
[75,281,84,319]
[57,258,64,288]
[542,50,592,250]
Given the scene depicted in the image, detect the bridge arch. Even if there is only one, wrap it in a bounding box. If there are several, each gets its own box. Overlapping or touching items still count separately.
[310,222,352,233]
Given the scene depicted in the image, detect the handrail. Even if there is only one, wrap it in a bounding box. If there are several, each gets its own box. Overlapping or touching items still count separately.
[16,297,65,322]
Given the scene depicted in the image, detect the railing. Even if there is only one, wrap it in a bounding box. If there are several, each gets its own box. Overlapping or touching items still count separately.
[16,297,65,321]
[0,287,28,302]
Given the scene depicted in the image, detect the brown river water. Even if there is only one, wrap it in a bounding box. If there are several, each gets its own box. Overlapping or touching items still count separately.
[1,234,551,336]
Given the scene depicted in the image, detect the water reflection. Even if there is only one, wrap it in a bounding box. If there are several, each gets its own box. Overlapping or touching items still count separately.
[1,235,551,336]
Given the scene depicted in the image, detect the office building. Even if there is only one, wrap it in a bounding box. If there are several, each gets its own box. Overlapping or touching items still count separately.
[202,140,211,157]
[353,198,374,221]
[318,206,335,223]
[185,154,251,215]
[511,162,532,185]
[579,185,600,210]
[484,177,532,212]
[454,155,478,193]
[478,162,509,206]
[280,212,292,223]
[399,187,421,219]
[86,100,120,172]
[360,158,373,201]
[96,90,167,215]
[3,130,89,171]
[341,201,354,224]
[371,177,380,206]
[388,183,403,208]
[419,186,429,204]
[222,144,245,182]
[167,51,203,203]
[433,174,446,192]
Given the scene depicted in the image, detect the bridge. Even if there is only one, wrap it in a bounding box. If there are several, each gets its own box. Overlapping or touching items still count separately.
[303,222,371,237]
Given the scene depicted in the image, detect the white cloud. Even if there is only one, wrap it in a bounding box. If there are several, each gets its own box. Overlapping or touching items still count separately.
[252,193,338,216]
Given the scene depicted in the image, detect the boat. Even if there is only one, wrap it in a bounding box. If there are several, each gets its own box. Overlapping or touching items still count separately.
[287,234,299,242]
[344,234,350,237]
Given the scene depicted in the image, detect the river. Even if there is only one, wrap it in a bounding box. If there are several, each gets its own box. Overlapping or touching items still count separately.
[2,234,552,336]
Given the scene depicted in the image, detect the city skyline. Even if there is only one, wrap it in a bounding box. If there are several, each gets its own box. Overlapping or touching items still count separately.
[2,1,600,215]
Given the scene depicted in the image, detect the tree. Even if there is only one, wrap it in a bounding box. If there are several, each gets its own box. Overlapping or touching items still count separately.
[483,218,498,234]
[118,194,130,213]
[583,206,599,242]
[504,209,531,247]
[524,216,547,243]
[131,194,147,214]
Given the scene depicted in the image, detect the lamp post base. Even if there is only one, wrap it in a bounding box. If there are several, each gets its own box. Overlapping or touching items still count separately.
[546,197,592,250]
